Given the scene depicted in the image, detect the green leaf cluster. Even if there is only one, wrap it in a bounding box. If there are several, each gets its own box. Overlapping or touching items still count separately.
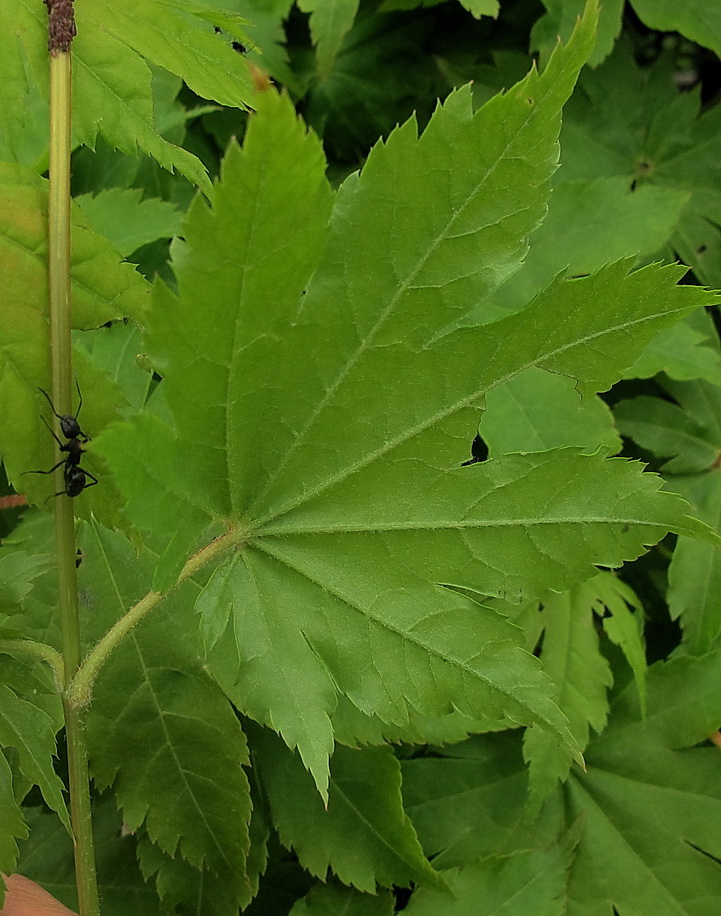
[2,0,721,913]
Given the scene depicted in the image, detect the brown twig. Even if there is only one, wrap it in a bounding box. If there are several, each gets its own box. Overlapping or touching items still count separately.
[0,494,27,510]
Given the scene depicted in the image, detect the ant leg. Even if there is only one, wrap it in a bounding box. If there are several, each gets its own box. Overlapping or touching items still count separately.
[81,469,99,487]
[73,379,90,442]
[40,414,65,449]
[73,377,83,424]
[22,459,66,476]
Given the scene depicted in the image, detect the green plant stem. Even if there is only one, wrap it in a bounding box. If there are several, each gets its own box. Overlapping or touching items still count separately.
[48,46,101,916]
[67,526,245,708]
[63,699,98,915]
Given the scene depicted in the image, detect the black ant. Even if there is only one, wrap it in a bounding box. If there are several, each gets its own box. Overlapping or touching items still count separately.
[24,383,98,500]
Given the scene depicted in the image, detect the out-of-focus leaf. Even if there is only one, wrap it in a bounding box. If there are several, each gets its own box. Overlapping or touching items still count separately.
[615,395,719,475]
[0,552,54,616]
[560,40,721,288]
[380,0,498,17]
[0,163,146,525]
[0,77,49,171]
[0,751,28,905]
[404,845,571,916]
[532,0,623,66]
[625,318,721,385]
[616,374,721,654]
[18,798,167,915]
[405,652,721,914]
[402,732,548,870]
[297,0,361,77]
[488,177,688,317]
[564,652,721,914]
[75,189,183,258]
[630,0,721,60]
[302,12,450,160]
[290,880,394,915]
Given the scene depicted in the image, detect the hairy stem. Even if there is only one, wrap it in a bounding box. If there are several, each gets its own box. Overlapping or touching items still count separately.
[67,525,245,708]
[47,7,101,911]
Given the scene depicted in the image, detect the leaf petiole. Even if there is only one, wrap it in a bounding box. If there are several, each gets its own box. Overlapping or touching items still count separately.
[66,524,247,708]
[0,640,65,691]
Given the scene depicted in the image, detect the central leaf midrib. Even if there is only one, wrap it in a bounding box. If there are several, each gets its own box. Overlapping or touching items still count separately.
[254,515,666,536]
[226,150,270,511]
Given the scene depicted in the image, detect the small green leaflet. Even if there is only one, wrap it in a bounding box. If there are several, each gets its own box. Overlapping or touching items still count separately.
[523,583,613,813]
[0,684,70,833]
[0,750,29,904]
[521,572,646,813]
[297,0,360,77]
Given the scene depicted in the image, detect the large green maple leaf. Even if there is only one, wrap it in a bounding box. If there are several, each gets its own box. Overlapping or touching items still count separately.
[562,652,721,914]
[404,651,721,914]
[96,4,716,796]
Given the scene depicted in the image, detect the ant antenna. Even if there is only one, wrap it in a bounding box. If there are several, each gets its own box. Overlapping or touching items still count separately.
[37,380,88,442]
